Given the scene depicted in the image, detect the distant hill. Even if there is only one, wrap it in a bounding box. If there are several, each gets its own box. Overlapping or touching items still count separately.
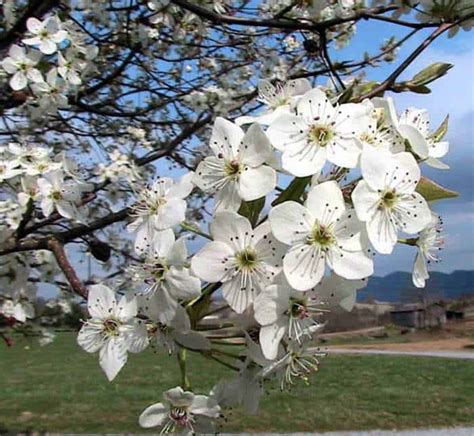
[358,270,474,303]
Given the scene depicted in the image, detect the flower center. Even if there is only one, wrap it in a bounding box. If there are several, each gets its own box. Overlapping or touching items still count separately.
[307,223,335,249]
[169,407,190,426]
[102,319,120,336]
[151,262,167,281]
[289,297,308,319]
[224,159,242,178]
[380,190,398,209]
[51,190,63,201]
[235,247,258,269]
[308,124,334,147]
[148,197,167,214]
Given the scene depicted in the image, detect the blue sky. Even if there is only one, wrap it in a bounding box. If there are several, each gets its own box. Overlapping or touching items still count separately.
[339,22,474,275]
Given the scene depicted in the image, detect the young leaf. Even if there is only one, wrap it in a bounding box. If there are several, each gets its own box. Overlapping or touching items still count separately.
[416,176,458,201]
[411,63,453,86]
[272,176,311,206]
[430,114,449,142]
[238,197,265,227]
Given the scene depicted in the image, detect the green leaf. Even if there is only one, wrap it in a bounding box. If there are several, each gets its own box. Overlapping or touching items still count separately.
[272,176,311,206]
[416,176,458,202]
[411,63,453,86]
[238,197,265,227]
[430,114,449,142]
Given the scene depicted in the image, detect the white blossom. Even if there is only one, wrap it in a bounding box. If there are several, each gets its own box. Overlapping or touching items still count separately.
[37,169,92,222]
[129,229,201,325]
[139,386,221,433]
[254,275,323,359]
[193,118,276,212]
[269,181,373,291]
[22,16,68,55]
[1,44,43,90]
[267,88,370,176]
[413,213,444,288]
[192,212,286,313]
[128,172,194,248]
[352,149,431,254]
[236,78,311,126]
[77,284,148,381]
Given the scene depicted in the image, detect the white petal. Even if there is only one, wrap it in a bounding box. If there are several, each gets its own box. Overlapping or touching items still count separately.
[214,182,241,212]
[395,192,431,234]
[77,324,103,352]
[125,322,149,353]
[429,140,449,159]
[154,197,187,230]
[210,117,244,159]
[166,267,201,299]
[266,113,308,152]
[99,338,128,381]
[360,148,394,191]
[269,201,313,245]
[26,17,42,33]
[305,181,345,225]
[238,165,276,201]
[193,157,226,193]
[352,180,381,222]
[367,210,398,254]
[282,140,327,177]
[167,172,194,199]
[327,248,373,280]
[166,236,187,266]
[87,284,116,319]
[326,137,361,168]
[221,277,255,313]
[398,124,429,159]
[296,87,332,121]
[283,244,325,291]
[40,39,57,55]
[254,284,288,326]
[10,72,27,90]
[139,403,169,428]
[210,211,252,250]
[285,78,312,97]
[150,229,175,259]
[191,241,234,283]
[389,152,421,194]
[239,123,272,166]
[424,157,449,170]
[115,293,138,320]
[413,251,428,288]
[259,320,286,360]
[190,395,221,418]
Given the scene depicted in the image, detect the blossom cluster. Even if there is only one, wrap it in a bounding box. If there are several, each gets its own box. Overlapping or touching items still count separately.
[70,79,451,432]
[0,15,98,117]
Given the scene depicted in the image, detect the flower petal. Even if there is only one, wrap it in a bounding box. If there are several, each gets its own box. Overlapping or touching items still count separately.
[283,244,325,291]
[305,181,345,225]
[138,402,169,428]
[238,165,276,201]
[191,241,234,283]
[259,319,286,360]
[210,117,244,159]
[99,337,128,381]
[87,284,116,319]
[210,211,252,250]
[239,123,272,166]
[367,209,398,254]
[269,201,313,245]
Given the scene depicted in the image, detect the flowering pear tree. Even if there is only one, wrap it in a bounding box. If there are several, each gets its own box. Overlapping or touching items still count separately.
[0,0,471,431]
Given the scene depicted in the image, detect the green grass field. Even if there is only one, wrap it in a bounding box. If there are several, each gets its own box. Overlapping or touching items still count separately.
[1,333,474,433]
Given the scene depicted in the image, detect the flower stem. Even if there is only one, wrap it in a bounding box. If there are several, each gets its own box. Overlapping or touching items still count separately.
[177,348,191,390]
[181,221,212,240]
